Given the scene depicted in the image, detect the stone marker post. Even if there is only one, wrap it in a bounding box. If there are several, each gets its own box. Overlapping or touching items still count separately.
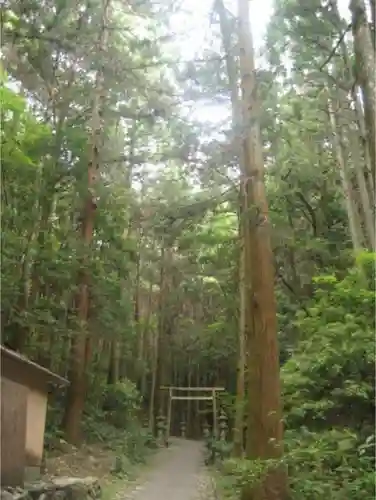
[219,410,228,441]
[157,410,166,447]
[203,421,210,441]
[180,419,186,438]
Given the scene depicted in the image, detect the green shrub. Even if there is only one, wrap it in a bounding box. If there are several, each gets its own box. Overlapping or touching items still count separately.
[218,430,374,499]
[216,260,375,499]
[205,437,233,464]
[102,380,141,428]
[283,262,375,433]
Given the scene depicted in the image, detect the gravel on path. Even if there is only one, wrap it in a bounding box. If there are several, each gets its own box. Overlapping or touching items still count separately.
[122,439,216,500]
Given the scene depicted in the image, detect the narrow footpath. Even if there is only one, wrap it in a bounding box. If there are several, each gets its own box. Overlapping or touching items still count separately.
[123,439,216,500]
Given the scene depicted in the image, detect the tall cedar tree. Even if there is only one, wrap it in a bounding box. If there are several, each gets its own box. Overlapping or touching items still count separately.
[63,0,111,443]
[237,0,288,498]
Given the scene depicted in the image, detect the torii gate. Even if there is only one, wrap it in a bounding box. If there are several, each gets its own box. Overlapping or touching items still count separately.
[160,386,224,440]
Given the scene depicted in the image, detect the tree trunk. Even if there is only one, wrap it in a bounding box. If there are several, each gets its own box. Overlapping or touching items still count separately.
[237,0,287,498]
[328,99,366,252]
[63,0,110,444]
[233,212,246,456]
[352,85,375,201]
[63,205,94,443]
[140,281,153,397]
[134,247,144,385]
[150,245,166,432]
[330,0,375,245]
[107,339,120,385]
[148,326,158,432]
[350,0,376,188]
[187,359,192,437]
[332,2,375,198]
[348,125,375,250]
[195,364,201,438]
[216,0,246,457]
[368,0,375,48]
[155,247,166,421]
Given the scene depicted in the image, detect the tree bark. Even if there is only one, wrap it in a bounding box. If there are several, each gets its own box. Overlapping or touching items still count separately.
[216,0,246,457]
[331,0,375,198]
[140,281,153,396]
[233,206,246,456]
[368,0,375,48]
[150,245,165,432]
[237,0,287,498]
[63,0,110,444]
[328,99,366,253]
[148,326,158,432]
[348,125,375,250]
[329,0,375,246]
[350,0,376,188]
[107,338,120,385]
[134,245,144,386]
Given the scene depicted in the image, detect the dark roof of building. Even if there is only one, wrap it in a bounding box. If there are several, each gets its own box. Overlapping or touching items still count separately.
[1,345,69,387]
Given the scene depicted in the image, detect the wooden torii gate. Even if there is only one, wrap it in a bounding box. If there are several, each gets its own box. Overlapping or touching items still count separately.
[160,386,224,440]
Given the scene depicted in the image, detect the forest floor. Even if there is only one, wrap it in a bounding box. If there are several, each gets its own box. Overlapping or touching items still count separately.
[43,438,216,500]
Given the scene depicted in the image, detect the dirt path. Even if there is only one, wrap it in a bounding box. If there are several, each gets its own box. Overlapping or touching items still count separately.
[122,439,216,500]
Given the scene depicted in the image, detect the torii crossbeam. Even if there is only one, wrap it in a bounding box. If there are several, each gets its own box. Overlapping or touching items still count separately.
[160,386,225,440]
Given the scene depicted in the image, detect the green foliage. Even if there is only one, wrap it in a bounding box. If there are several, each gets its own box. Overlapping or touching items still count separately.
[283,257,375,431]
[218,428,375,500]
[285,429,375,499]
[102,381,141,428]
[82,418,156,471]
[205,437,233,465]
[216,260,375,499]
[2,0,375,495]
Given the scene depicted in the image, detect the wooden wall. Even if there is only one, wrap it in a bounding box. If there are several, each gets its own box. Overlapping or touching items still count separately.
[1,377,28,486]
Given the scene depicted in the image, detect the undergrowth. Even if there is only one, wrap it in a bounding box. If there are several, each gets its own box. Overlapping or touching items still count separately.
[45,379,157,475]
[215,259,376,500]
[216,429,375,500]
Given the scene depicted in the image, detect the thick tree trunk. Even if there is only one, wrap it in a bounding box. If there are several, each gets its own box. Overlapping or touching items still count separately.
[63,0,110,444]
[348,126,375,250]
[216,0,246,457]
[330,1,375,247]
[350,0,376,188]
[63,202,94,443]
[352,86,375,202]
[332,0,375,198]
[237,0,287,498]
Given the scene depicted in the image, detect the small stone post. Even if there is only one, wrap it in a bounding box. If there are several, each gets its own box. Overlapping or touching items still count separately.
[157,409,166,447]
[143,417,150,432]
[219,410,228,442]
[203,421,210,441]
[203,420,212,463]
[180,419,186,438]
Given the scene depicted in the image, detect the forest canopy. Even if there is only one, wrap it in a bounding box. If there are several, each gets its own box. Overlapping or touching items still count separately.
[1,0,375,499]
